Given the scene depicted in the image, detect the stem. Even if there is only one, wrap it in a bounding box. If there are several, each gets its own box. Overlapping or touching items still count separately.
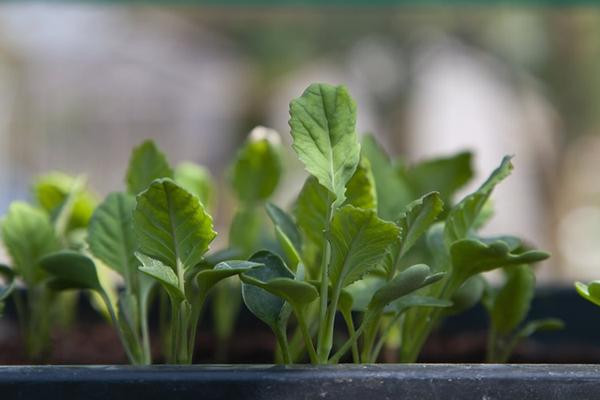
[102,291,138,364]
[296,308,318,364]
[186,296,206,359]
[360,310,381,363]
[372,312,403,363]
[329,313,372,364]
[341,310,359,364]
[316,201,333,363]
[274,326,291,364]
[140,298,152,365]
[319,283,341,363]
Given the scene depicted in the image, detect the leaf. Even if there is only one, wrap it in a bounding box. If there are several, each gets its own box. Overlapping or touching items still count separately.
[361,135,413,221]
[126,140,173,195]
[266,202,302,254]
[516,318,564,339]
[386,295,452,315]
[241,275,318,307]
[88,192,138,278]
[405,151,473,205]
[344,157,377,211]
[229,208,263,257]
[449,239,549,286]
[136,253,184,303]
[491,265,535,335]
[196,260,263,295]
[444,275,486,316]
[369,264,444,310]
[33,172,97,231]
[396,192,444,258]
[575,281,600,307]
[294,176,332,246]
[345,275,386,312]
[1,202,60,284]
[0,265,15,303]
[40,251,103,292]
[328,205,400,289]
[134,178,216,273]
[174,162,214,209]
[230,126,282,205]
[444,156,513,246]
[289,83,360,207]
[241,251,293,329]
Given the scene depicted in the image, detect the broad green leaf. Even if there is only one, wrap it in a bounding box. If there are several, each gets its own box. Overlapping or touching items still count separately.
[174,162,214,209]
[575,281,600,307]
[196,260,263,295]
[294,176,332,246]
[345,276,386,312]
[241,251,293,329]
[40,251,102,292]
[241,275,318,307]
[397,192,444,258]
[426,222,450,272]
[33,172,97,231]
[344,157,377,211]
[1,202,60,284]
[289,83,360,207]
[491,265,535,335]
[445,156,513,246]
[517,318,564,339]
[230,126,282,205]
[126,140,173,195]
[266,202,302,253]
[361,135,413,221]
[449,239,549,287]
[369,264,444,310]
[134,179,216,273]
[88,192,138,277]
[328,205,400,288]
[444,275,486,316]
[136,252,184,303]
[405,151,473,205]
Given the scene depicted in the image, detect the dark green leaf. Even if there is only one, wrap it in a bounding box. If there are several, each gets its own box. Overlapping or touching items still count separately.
[126,140,173,195]
[266,202,302,253]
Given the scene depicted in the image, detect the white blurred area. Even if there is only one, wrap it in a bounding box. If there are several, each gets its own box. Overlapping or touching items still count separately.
[0,5,598,282]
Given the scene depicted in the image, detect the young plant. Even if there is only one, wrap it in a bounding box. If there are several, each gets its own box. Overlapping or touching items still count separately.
[1,173,96,359]
[239,82,551,365]
[483,264,563,363]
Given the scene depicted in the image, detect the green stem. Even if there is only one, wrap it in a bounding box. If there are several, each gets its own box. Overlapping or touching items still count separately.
[329,313,372,364]
[360,310,381,363]
[341,310,359,364]
[316,202,333,363]
[319,283,341,363]
[296,308,318,364]
[372,312,403,363]
[102,291,139,364]
[274,326,291,364]
[140,297,152,365]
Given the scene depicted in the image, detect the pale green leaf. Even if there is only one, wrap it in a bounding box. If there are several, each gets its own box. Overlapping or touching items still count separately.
[174,162,214,209]
[517,318,564,339]
[136,252,184,303]
[328,205,400,288]
[126,140,173,195]
[266,202,302,253]
[294,176,332,246]
[397,192,444,258]
[40,251,103,292]
[491,265,535,335]
[344,156,377,211]
[289,83,360,207]
[196,260,263,295]
[575,281,600,307]
[443,275,486,316]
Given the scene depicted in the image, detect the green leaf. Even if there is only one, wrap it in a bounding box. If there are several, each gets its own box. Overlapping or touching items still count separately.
[328,205,400,288]
[229,208,263,257]
[396,192,444,258]
[1,202,60,284]
[196,260,263,295]
[344,157,377,211]
[361,135,413,221]
[126,140,173,195]
[136,252,184,303]
[88,192,138,278]
[294,176,332,246]
[33,172,97,231]
[517,318,564,339]
[0,265,15,303]
[241,251,293,329]
[40,251,102,292]
[289,83,360,208]
[369,264,444,310]
[405,151,473,205]
[345,275,386,312]
[174,162,214,209]
[241,275,318,307]
[266,202,302,253]
[230,126,282,204]
[445,156,513,246]
[387,295,452,314]
[449,239,549,287]
[134,178,217,274]
[491,265,535,335]
[444,275,486,316]
[575,281,600,307]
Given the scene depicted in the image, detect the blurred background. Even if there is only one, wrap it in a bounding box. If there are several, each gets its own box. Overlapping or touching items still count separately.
[0,4,598,283]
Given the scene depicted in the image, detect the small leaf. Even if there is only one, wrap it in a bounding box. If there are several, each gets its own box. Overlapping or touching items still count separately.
[230,126,282,205]
[444,275,486,316]
[294,176,332,246]
[126,140,173,195]
[174,162,215,209]
[241,251,293,329]
[445,156,513,246]
[196,260,263,295]
[134,178,217,273]
[88,192,138,277]
[136,253,184,303]
[1,202,60,284]
[449,239,548,286]
[328,205,400,289]
[575,281,600,307]
[241,275,318,307]
[369,264,444,310]
[266,202,302,253]
[387,295,452,314]
[396,192,444,258]
[344,157,377,211]
[345,275,386,312]
[40,251,102,292]
[517,318,564,339]
[289,83,360,207]
[491,265,535,335]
